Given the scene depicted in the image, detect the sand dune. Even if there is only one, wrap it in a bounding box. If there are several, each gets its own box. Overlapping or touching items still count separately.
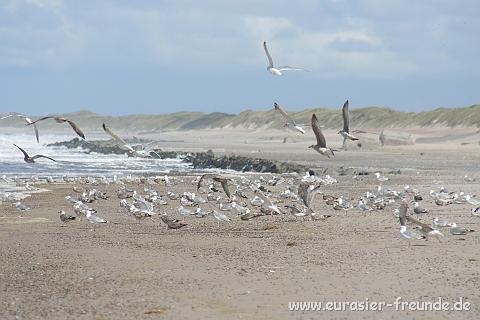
[1,105,479,134]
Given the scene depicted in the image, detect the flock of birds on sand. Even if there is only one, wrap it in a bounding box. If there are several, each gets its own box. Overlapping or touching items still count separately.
[1,41,479,244]
[1,169,479,245]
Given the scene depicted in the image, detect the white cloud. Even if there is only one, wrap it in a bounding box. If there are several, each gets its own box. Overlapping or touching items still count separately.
[0,0,477,78]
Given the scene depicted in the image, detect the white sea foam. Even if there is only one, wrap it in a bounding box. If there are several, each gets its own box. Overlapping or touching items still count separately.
[0,134,191,178]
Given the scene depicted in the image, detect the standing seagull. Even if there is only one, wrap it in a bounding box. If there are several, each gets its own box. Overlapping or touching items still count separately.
[28,116,85,139]
[273,102,306,134]
[13,144,56,163]
[309,114,336,158]
[1,113,39,143]
[263,41,306,76]
[337,100,359,150]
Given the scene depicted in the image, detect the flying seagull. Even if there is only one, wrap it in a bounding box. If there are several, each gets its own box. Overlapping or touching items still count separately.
[297,181,321,214]
[273,102,306,134]
[102,123,159,158]
[263,41,307,76]
[253,189,282,215]
[337,100,359,150]
[398,203,425,242]
[197,174,232,199]
[13,144,56,163]
[406,215,443,239]
[28,116,85,139]
[309,114,336,158]
[1,113,39,143]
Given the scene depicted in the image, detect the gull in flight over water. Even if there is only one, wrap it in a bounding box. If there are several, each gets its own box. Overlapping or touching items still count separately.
[28,116,86,139]
[13,144,56,163]
[1,113,39,143]
[337,100,359,150]
[309,114,336,158]
[102,123,159,158]
[263,41,307,76]
[273,102,306,134]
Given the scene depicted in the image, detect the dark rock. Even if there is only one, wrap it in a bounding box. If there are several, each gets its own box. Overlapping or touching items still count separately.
[47,139,309,174]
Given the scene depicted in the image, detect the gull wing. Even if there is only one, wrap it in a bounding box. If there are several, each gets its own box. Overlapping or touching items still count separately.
[218,178,231,198]
[102,123,129,147]
[254,189,273,206]
[342,100,350,133]
[277,66,307,72]
[30,121,40,143]
[297,182,310,207]
[406,216,435,233]
[311,114,327,147]
[263,41,274,68]
[13,144,30,159]
[197,174,214,190]
[398,203,408,226]
[273,102,295,124]
[28,116,55,125]
[1,113,40,143]
[66,119,86,139]
[31,154,57,162]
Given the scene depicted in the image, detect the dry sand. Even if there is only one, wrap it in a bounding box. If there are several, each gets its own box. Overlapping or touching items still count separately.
[1,129,480,320]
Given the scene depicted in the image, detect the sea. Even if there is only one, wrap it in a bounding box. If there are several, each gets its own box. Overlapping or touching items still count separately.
[0,133,192,178]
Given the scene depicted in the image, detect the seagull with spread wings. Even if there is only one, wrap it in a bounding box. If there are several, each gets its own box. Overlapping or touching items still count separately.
[263,41,307,76]
[197,174,232,199]
[13,144,56,163]
[273,102,306,134]
[337,100,359,150]
[102,123,159,158]
[1,113,40,143]
[309,114,336,158]
[27,116,85,139]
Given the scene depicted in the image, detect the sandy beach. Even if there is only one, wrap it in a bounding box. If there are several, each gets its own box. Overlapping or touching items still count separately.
[1,129,479,320]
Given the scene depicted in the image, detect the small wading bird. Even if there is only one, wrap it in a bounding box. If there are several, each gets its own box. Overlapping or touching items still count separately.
[13,144,56,163]
[309,114,336,158]
[1,113,39,143]
[263,41,307,76]
[273,102,307,134]
[337,100,359,150]
[27,116,86,139]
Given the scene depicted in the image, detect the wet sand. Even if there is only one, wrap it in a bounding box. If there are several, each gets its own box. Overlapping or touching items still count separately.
[1,129,480,320]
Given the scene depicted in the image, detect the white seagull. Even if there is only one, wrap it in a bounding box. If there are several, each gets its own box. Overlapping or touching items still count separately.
[263,41,307,76]
[273,102,306,134]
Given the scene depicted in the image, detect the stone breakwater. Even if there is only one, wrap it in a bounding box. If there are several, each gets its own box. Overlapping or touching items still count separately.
[47,138,309,174]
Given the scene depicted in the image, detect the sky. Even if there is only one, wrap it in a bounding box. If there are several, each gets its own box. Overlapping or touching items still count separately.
[0,0,479,115]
